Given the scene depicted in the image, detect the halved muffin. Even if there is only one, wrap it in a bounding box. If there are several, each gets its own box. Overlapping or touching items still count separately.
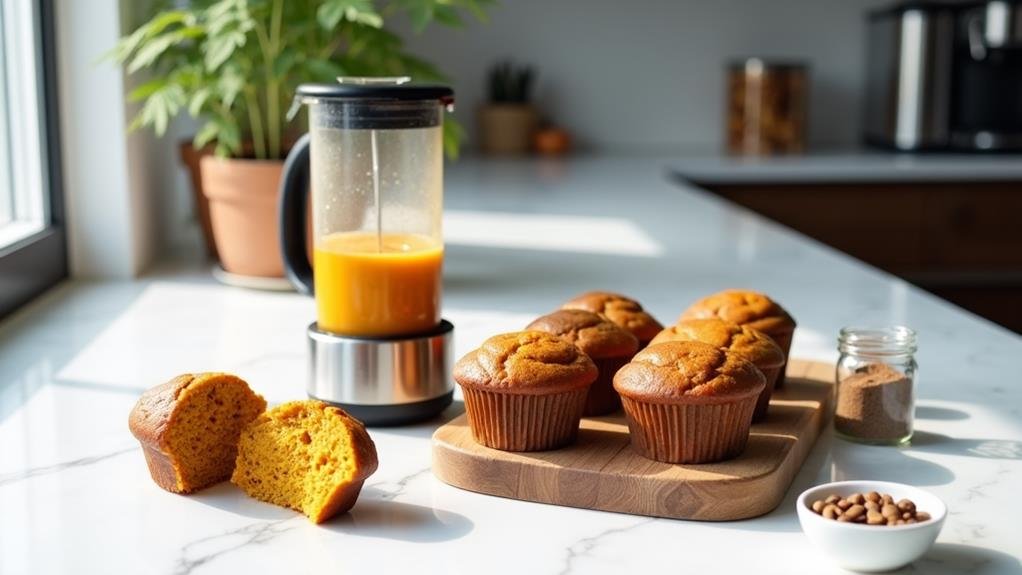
[232,400,378,524]
[128,373,266,493]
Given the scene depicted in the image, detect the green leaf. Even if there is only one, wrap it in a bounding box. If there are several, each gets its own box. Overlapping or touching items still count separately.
[125,25,204,73]
[145,10,196,35]
[203,29,247,71]
[127,33,178,73]
[462,0,492,23]
[272,47,300,79]
[216,66,245,109]
[136,84,186,135]
[188,87,211,116]
[317,0,381,30]
[128,78,168,102]
[432,5,463,27]
[107,10,194,64]
[217,120,242,156]
[316,1,346,29]
[106,27,148,64]
[406,2,433,32]
[443,116,464,160]
[194,120,221,148]
[302,58,346,81]
[206,0,239,28]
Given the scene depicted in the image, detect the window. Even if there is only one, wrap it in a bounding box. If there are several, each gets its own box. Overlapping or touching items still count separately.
[0,0,65,318]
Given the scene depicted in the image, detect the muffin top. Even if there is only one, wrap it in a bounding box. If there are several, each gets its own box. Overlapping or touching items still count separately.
[650,319,784,368]
[613,340,765,403]
[454,331,598,394]
[561,291,663,343]
[526,309,639,359]
[679,289,796,335]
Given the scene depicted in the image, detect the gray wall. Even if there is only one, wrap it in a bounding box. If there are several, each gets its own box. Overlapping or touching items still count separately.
[156,0,890,254]
[396,0,889,152]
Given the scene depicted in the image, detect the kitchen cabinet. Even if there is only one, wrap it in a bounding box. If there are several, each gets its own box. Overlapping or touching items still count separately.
[703,182,1022,332]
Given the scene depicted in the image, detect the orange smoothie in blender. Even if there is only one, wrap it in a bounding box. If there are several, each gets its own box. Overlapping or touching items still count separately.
[313,231,442,336]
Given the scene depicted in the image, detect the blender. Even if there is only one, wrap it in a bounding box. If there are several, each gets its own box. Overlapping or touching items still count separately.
[279,78,454,426]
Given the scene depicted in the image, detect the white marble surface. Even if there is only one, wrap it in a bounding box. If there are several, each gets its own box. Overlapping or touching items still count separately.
[671,151,1022,184]
[2,157,1021,574]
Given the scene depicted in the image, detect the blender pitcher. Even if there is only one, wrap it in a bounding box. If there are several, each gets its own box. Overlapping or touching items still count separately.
[279,78,454,426]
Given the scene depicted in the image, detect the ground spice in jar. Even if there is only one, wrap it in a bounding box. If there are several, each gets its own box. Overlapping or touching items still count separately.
[835,363,912,442]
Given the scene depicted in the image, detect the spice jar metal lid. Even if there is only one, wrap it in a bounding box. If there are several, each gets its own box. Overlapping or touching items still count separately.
[838,326,917,357]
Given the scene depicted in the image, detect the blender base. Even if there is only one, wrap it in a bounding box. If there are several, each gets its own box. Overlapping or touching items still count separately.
[312,391,454,427]
[306,320,454,427]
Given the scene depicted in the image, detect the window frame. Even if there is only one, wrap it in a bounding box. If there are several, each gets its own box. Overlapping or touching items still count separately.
[0,0,66,320]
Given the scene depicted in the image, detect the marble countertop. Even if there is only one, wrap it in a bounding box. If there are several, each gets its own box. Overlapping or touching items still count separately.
[671,151,1022,184]
[2,157,1021,574]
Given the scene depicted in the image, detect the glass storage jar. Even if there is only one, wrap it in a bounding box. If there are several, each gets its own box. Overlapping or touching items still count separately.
[835,326,917,445]
[726,58,808,155]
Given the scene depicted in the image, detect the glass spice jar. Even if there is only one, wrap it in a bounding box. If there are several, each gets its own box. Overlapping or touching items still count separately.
[835,326,917,446]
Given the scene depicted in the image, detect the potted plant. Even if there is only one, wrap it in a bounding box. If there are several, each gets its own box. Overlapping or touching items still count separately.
[478,61,537,156]
[111,0,489,278]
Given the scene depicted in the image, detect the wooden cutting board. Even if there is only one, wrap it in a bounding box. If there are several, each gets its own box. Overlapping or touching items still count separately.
[432,359,832,521]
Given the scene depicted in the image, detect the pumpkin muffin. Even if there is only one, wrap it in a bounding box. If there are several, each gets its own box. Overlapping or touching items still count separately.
[561,291,663,347]
[651,319,784,421]
[232,400,378,524]
[527,309,639,415]
[679,289,796,386]
[614,341,765,464]
[454,331,598,451]
[128,373,266,493]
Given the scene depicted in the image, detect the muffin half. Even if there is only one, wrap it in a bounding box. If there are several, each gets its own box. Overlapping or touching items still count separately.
[128,373,266,493]
[232,400,378,524]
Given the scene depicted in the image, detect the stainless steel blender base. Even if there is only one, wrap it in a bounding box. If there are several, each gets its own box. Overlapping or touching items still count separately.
[306,320,454,426]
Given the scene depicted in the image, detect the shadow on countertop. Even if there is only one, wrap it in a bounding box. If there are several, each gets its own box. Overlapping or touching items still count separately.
[188,482,298,521]
[915,405,970,421]
[829,434,956,486]
[893,543,1022,575]
[187,483,473,542]
[908,431,1022,460]
[325,496,473,543]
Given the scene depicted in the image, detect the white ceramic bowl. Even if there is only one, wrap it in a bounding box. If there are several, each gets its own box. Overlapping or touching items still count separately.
[796,480,947,572]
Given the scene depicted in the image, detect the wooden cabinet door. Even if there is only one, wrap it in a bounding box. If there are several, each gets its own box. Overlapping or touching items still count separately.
[923,183,1022,269]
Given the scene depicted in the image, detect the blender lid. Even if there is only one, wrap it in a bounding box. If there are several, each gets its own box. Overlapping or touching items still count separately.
[296,77,454,104]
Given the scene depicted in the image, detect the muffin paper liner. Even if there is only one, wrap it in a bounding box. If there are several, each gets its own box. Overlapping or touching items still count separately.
[462,387,588,452]
[620,393,759,464]
[752,365,782,422]
[769,329,794,388]
[584,356,630,416]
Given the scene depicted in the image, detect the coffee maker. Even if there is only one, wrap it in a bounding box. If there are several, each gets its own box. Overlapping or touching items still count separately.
[864,0,1022,151]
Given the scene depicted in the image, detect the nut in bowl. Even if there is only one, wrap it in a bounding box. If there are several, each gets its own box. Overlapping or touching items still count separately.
[796,480,946,572]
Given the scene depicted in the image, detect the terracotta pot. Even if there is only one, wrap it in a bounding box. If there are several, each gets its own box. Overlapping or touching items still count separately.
[179,142,219,260]
[200,156,285,278]
[478,104,538,156]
